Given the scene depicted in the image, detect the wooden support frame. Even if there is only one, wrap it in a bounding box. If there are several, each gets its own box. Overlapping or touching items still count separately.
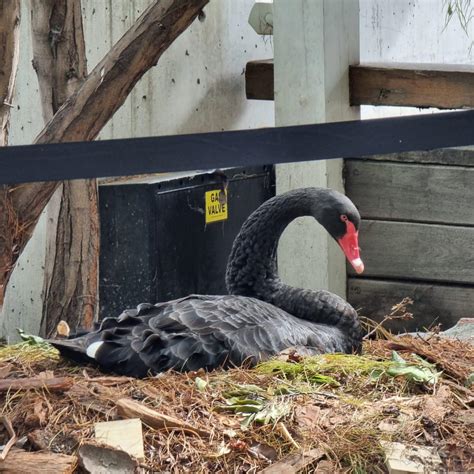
[246,60,474,109]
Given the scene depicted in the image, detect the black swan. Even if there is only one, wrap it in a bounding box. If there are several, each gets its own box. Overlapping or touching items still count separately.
[50,187,364,377]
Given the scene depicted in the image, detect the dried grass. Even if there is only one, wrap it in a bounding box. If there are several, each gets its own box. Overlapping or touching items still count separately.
[0,333,472,473]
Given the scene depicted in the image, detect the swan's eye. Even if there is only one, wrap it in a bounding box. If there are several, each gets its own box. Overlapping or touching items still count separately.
[340,214,348,222]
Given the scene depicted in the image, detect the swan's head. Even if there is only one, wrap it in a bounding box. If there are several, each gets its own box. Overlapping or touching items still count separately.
[313,190,364,274]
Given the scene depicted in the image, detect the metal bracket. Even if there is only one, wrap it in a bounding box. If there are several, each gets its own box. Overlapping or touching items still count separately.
[248,2,273,35]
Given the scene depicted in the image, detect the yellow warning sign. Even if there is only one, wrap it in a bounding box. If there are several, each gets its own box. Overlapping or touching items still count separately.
[205,189,228,224]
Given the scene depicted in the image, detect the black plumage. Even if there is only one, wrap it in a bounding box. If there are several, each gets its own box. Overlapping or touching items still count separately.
[50,187,364,377]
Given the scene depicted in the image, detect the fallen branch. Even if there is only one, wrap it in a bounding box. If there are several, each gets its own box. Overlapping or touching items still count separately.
[0,376,73,393]
[0,447,76,473]
[116,398,210,438]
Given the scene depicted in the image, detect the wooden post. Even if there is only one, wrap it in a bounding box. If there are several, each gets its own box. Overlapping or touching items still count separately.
[273,0,360,296]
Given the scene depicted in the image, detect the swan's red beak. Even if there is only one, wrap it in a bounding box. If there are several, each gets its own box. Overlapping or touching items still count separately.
[337,220,364,274]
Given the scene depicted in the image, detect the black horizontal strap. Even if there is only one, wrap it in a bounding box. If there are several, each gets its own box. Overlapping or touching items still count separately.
[1,109,473,185]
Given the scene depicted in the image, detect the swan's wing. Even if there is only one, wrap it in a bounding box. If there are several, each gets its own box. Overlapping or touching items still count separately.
[49,295,348,377]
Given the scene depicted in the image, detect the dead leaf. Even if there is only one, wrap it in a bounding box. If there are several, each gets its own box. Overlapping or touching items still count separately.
[34,399,48,426]
[422,385,451,423]
[259,448,325,473]
[378,419,399,433]
[27,429,50,450]
[295,405,322,429]
[315,459,340,473]
[249,443,278,461]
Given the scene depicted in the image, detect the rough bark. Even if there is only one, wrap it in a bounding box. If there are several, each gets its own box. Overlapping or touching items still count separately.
[1,0,208,312]
[41,182,99,335]
[0,1,21,305]
[30,0,99,336]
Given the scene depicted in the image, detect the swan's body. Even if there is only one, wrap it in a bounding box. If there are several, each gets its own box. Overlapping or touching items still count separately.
[50,188,364,377]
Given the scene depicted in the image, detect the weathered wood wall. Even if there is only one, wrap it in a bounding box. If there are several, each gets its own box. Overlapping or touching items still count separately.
[345,149,474,332]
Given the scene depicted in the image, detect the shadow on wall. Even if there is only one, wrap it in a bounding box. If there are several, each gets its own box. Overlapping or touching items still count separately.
[176,76,246,135]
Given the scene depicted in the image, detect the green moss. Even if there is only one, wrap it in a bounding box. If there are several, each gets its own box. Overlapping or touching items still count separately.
[256,353,391,383]
[0,341,59,363]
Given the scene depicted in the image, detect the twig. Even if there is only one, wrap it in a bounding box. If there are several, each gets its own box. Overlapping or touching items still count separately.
[363,298,414,340]
[276,422,301,450]
[0,416,17,461]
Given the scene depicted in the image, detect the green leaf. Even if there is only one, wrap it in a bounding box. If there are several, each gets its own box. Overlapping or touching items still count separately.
[17,328,46,345]
[195,377,208,392]
[391,351,406,365]
[308,373,340,386]
[370,369,384,381]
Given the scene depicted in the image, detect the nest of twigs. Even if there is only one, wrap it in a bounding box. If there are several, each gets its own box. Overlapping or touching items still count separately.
[0,327,472,473]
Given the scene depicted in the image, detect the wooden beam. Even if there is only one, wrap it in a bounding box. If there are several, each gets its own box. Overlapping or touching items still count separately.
[246,61,474,109]
[348,278,474,332]
[245,59,273,100]
[350,64,474,109]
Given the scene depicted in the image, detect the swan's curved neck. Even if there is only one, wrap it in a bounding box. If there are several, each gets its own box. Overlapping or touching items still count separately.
[225,188,325,302]
[226,188,362,351]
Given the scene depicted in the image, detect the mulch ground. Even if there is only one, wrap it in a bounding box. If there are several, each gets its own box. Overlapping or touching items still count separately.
[0,333,472,473]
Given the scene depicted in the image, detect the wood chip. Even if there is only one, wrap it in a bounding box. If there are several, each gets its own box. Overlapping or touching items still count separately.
[116,398,210,438]
[95,419,144,460]
[381,441,442,474]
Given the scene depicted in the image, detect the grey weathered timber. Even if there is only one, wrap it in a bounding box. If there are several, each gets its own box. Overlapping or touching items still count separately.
[349,220,474,284]
[354,148,474,167]
[345,160,474,225]
[348,277,474,331]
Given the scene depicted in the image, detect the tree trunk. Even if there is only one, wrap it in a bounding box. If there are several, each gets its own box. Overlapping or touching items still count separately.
[30,0,99,335]
[41,181,99,336]
[0,0,21,305]
[0,0,208,317]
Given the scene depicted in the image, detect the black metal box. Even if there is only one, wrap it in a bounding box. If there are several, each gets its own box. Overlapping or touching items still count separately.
[98,166,274,319]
